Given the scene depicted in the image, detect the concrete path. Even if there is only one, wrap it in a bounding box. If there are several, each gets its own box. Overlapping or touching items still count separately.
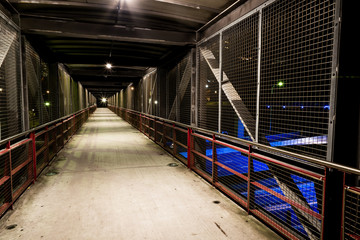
[0,108,279,240]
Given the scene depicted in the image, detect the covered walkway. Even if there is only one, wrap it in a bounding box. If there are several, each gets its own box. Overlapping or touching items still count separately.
[0,108,278,240]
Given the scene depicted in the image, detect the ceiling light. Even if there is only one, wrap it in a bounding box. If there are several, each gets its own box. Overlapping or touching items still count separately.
[106,63,112,69]
[102,98,107,103]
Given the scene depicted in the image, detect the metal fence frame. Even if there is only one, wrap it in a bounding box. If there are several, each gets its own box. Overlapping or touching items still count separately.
[196,0,340,161]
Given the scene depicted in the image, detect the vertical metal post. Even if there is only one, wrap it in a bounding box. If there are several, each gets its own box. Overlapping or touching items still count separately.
[327,0,342,162]
[194,46,199,127]
[187,128,193,169]
[247,145,253,212]
[190,48,197,127]
[139,114,142,133]
[6,141,14,209]
[20,36,29,131]
[341,172,346,240]
[154,118,157,142]
[321,169,327,240]
[172,123,177,156]
[30,132,37,181]
[212,134,218,183]
[45,126,49,164]
[218,32,223,134]
[255,10,262,143]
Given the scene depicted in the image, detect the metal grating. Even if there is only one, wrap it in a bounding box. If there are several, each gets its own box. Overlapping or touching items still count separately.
[343,188,360,240]
[221,13,259,140]
[198,35,220,132]
[251,156,324,240]
[215,143,249,203]
[0,16,23,140]
[259,0,336,159]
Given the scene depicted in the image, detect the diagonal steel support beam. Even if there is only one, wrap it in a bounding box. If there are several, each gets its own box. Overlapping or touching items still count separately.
[200,48,256,141]
[0,29,16,67]
[167,57,191,120]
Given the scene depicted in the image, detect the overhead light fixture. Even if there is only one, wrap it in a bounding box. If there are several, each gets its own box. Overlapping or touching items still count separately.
[106,63,112,69]
[102,98,107,103]
[45,102,50,107]
[46,90,50,94]
[130,86,134,91]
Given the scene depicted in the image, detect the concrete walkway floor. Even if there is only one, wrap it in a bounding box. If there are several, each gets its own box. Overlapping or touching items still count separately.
[0,108,280,240]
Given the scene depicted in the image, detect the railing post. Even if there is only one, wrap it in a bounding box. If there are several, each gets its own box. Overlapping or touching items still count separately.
[30,132,37,181]
[247,145,254,213]
[187,128,193,169]
[45,126,49,165]
[154,118,157,142]
[6,141,14,209]
[322,168,344,239]
[212,134,218,184]
[172,123,176,156]
[139,114,142,133]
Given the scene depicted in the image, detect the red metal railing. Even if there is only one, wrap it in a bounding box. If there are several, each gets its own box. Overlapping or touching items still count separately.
[109,105,360,240]
[0,105,96,217]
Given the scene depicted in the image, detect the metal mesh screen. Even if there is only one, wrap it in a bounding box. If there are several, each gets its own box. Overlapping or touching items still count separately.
[59,64,72,116]
[25,42,41,128]
[221,13,259,141]
[198,35,220,132]
[25,42,56,127]
[0,16,23,140]
[343,188,360,240]
[71,78,79,112]
[259,0,336,159]
[251,156,324,240]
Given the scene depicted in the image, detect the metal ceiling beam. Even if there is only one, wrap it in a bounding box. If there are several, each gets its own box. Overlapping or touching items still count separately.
[153,0,221,13]
[21,17,196,46]
[9,0,207,24]
[70,69,144,78]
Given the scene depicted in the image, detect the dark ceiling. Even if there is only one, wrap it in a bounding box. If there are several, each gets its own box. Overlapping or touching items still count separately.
[5,0,241,98]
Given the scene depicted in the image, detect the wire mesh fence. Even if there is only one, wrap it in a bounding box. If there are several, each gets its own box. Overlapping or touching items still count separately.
[343,187,360,240]
[0,15,23,140]
[259,0,336,159]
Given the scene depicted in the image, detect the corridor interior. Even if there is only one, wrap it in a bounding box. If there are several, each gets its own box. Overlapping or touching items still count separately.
[0,108,279,240]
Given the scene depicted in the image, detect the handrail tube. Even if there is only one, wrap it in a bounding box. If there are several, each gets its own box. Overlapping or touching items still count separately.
[111,106,360,176]
[0,105,96,146]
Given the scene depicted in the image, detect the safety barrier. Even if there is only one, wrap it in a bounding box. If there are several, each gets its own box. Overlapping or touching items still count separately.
[109,105,360,240]
[0,105,96,217]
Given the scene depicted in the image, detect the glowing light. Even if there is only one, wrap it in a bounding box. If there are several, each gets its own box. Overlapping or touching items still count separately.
[277,81,284,87]
[154,100,158,105]
[301,106,304,109]
[267,105,271,109]
[0,88,3,92]
[282,105,286,109]
[324,105,330,110]
[106,63,112,69]
[205,84,209,88]
[130,86,134,91]
[45,102,50,106]
[46,90,50,94]
[101,98,107,103]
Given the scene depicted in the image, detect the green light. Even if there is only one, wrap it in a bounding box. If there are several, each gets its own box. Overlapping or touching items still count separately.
[277,81,284,87]
[45,102,50,106]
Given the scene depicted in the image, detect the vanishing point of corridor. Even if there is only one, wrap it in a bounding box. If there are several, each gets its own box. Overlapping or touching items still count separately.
[0,109,279,240]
